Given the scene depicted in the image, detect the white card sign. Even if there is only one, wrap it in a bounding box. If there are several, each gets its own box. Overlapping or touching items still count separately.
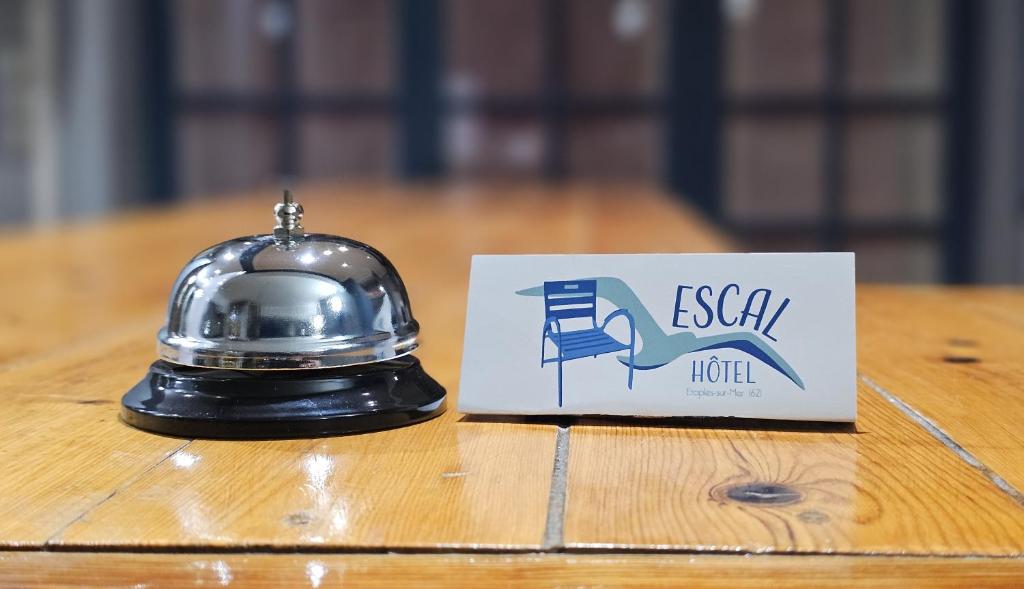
[458,253,856,422]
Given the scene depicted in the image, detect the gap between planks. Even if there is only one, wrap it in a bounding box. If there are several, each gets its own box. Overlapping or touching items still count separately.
[14,543,1024,559]
[39,376,1024,555]
[860,374,1024,508]
[542,425,571,550]
[538,376,1024,554]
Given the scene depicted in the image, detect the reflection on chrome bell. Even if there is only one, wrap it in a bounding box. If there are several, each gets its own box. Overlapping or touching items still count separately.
[121,190,446,438]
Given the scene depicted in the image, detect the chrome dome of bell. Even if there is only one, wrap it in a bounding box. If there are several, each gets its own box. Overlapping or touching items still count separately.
[157,191,419,369]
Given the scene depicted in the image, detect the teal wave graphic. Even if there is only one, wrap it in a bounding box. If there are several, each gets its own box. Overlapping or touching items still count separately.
[517,277,804,390]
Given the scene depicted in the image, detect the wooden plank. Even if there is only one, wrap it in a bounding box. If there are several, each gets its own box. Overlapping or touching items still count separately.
[0,184,727,550]
[0,301,558,550]
[0,183,728,368]
[42,225,557,548]
[857,285,1024,493]
[0,328,185,546]
[51,414,556,549]
[563,383,1024,554]
[2,552,1024,588]
[950,287,1024,326]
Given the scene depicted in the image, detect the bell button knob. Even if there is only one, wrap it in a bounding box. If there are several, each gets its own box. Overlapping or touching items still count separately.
[273,189,304,242]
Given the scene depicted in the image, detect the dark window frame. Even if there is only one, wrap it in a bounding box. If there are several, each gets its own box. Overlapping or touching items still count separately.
[146,0,979,282]
[666,0,978,283]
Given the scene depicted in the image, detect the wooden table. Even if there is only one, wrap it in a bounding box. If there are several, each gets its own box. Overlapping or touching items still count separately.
[1,183,1022,587]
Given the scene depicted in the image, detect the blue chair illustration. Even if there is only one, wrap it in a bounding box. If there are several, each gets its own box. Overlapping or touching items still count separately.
[541,279,635,407]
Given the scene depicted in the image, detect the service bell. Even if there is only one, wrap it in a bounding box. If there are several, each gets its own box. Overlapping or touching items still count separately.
[121,191,446,438]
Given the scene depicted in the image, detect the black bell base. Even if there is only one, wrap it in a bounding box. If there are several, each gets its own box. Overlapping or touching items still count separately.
[121,356,446,439]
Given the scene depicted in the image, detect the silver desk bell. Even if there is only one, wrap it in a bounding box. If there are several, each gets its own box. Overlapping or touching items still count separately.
[121,191,446,438]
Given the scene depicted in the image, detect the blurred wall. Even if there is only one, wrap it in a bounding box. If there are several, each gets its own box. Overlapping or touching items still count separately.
[0,0,30,222]
[0,0,144,225]
[0,0,1020,283]
[976,0,1024,283]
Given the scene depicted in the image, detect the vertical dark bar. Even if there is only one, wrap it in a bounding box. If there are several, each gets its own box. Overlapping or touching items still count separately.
[944,0,978,283]
[398,0,443,178]
[542,0,567,180]
[141,0,176,202]
[821,0,848,251]
[665,0,721,217]
[275,0,300,179]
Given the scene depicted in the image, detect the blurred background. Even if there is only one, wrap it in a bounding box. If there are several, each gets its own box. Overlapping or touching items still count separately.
[0,0,1020,283]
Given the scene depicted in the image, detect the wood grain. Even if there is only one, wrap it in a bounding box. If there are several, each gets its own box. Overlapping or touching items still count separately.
[0,183,727,551]
[857,286,1024,492]
[563,383,1024,554]
[0,321,559,550]
[0,327,184,546]
[0,183,728,369]
[6,182,1024,583]
[2,552,1024,588]
[51,413,557,549]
